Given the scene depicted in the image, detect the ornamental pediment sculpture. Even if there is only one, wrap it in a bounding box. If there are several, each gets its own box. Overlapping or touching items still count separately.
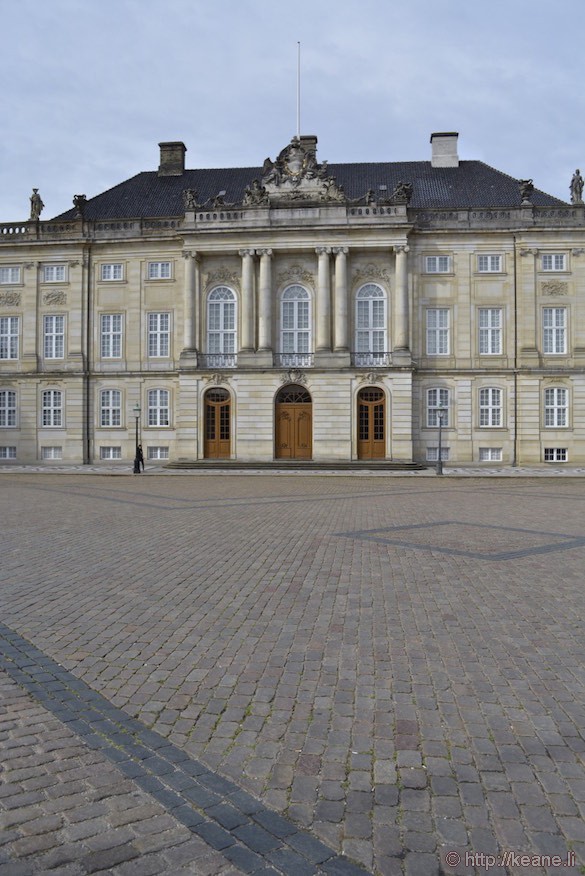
[542,281,568,297]
[257,137,346,204]
[0,292,21,307]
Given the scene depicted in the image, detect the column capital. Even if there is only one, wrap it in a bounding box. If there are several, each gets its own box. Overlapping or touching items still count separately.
[394,245,410,254]
[332,246,349,256]
[238,248,255,258]
[256,248,273,257]
[315,246,332,256]
[183,250,200,261]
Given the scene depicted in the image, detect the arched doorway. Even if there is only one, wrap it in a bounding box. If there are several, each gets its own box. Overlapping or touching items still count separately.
[357,386,385,459]
[204,388,231,458]
[275,384,312,459]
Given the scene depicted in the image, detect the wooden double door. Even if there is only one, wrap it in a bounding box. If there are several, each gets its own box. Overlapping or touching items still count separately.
[275,385,312,459]
[357,387,386,459]
[204,388,231,458]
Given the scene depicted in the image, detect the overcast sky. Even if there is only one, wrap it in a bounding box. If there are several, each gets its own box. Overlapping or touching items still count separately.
[2,0,584,221]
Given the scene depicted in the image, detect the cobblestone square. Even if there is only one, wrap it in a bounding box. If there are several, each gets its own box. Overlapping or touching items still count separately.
[1,472,585,875]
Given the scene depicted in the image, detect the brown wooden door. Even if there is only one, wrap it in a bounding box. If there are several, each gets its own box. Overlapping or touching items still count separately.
[204,389,231,458]
[357,387,385,459]
[275,385,312,459]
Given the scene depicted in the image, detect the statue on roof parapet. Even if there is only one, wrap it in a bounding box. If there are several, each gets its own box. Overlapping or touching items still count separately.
[570,169,584,205]
[243,179,269,206]
[29,188,44,221]
[519,179,534,205]
[73,194,86,219]
[391,181,413,205]
[183,189,199,210]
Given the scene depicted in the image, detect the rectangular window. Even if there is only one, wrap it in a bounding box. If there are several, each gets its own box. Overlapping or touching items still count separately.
[426,309,450,355]
[0,390,17,427]
[425,255,451,273]
[426,446,450,462]
[427,387,449,427]
[43,315,65,359]
[479,308,502,355]
[544,387,568,427]
[479,447,503,462]
[100,314,123,358]
[147,446,169,460]
[100,389,122,427]
[148,388,170,426]
[541,253,567,272]
[544,448,567,462]
[0,446,16,459]
[43,264,67,283]
[41,446,62,460]
[477,254,502,273]
[100,263,123,282]
[543,307,567,354]
[479,387,502,427]
[42,390,63,427]
[148,261,172,280]
[0,317,19,359]
[0,266,21,285]
[100,446,122,460]
[148,313,170,357]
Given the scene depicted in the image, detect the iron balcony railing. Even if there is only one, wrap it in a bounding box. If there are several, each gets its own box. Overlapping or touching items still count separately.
[273,353,314,368]
[199,353,237,368]
[351,351,392,366]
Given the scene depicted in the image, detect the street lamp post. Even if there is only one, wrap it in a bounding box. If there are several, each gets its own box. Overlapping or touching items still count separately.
[436,404,445,476]
[133,403,141,474]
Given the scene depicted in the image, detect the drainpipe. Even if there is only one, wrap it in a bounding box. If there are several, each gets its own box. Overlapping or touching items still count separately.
[512,236,518,467]
[84,244,92,464]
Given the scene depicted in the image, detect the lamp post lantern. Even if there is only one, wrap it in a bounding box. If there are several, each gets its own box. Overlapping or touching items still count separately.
[436,403,445,476]
[133,403,141,474]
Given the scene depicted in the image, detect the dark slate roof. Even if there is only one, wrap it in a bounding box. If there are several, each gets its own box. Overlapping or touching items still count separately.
[53,160,566,221]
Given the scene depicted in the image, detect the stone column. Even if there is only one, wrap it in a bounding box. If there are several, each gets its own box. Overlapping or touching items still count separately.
[182,251,199,353]
[239,249,255,351]
[332,247,349,351]
[257,249,273,351]
[316,246,332,351]
[394,245,410,351]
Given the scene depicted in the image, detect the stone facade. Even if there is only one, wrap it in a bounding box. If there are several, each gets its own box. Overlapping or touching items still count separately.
[1,133,584,465]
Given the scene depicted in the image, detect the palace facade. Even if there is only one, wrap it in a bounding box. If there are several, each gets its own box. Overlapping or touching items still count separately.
[1,132,584,466]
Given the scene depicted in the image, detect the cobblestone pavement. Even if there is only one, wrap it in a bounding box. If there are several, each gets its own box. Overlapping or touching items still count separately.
[1,474,585,875]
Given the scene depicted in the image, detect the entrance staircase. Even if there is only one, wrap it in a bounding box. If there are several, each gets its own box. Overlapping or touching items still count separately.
[165,459,427,472]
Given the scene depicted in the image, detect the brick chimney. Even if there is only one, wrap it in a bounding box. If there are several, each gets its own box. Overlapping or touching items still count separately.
[430,132,459,168]
[158,142,187,176]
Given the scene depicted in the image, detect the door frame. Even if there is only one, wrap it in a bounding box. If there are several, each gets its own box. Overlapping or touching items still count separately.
[274,383,313,460]
[202,386,233,459]
[354,383,389,460]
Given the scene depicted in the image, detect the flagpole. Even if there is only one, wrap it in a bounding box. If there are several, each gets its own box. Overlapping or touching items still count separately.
[297,41,301,140]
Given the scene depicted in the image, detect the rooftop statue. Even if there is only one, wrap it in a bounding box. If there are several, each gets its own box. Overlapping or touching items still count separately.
[570,169,584,205]
[29,188,44,220]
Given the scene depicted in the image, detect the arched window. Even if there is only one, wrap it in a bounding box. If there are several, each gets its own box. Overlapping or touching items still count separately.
[0,389,17,427]
[281,285,312,366]
[207,286,237,366]
[355,284,388,365]
[100,389,122,427]
[479,387,502,427]
[148,389,170,427]
[42,390,63,427]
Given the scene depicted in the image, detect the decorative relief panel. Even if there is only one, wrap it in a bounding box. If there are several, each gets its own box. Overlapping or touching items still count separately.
[43,290,67,305]
[205,373,230,385]
[541,281,569,297]
[358,371,384,384]
[352,263,391,286]
[0,292,21,307]
[277,264,314,288]
[280,369,307,385]
[205,268,240,291]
